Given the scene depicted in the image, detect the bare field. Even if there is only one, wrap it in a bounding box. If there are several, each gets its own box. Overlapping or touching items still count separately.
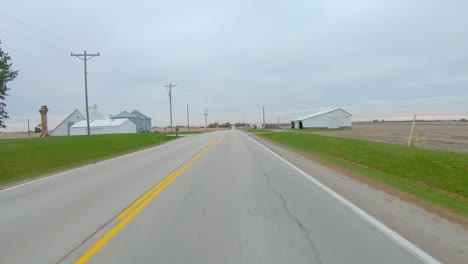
[0,132,41,139]
[315,122,468,153]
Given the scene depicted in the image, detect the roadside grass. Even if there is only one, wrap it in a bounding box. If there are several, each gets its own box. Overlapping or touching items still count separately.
[244,128,274,133]
[257,132,468,217]
[0,133,174,187]
[288,128,348,133]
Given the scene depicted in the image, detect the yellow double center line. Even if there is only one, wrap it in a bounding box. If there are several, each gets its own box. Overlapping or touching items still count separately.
[75,137,219,264]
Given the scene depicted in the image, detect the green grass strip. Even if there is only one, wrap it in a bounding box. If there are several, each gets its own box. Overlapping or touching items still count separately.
[243,128,274,133]
[0,134,174,187]
[258,132,468,217]
[286,128,347,133]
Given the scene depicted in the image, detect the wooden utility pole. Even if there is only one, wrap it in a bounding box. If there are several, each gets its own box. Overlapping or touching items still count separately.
[27,119,31,138]
[165,83,176,133]
[204,109,208,132]
[263,106,265,128]
[71,51,100,136]
[187,104,190,132]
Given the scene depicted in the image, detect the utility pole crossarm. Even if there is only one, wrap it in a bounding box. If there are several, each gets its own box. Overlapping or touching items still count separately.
[71,52,100,58]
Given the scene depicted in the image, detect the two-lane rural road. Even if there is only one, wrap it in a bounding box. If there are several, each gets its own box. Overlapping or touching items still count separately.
[0,130,438,263]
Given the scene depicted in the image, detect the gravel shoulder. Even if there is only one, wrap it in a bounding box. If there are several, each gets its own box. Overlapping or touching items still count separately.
[250,133,468,264]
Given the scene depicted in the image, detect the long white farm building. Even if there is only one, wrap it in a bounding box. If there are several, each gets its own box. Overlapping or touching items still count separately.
[291,108,352,129]
[69,119,136,136]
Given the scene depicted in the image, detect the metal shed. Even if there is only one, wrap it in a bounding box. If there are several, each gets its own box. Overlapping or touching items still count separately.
[111,110,152,132]
[291,108,352,129]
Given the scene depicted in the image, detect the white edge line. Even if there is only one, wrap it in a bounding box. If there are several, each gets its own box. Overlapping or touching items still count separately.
[0,134,197,193]
[241,132,440,264]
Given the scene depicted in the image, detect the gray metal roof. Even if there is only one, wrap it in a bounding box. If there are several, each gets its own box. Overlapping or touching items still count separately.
[291,108,352,121]
[131,110,150,119]
[112,111,138,119]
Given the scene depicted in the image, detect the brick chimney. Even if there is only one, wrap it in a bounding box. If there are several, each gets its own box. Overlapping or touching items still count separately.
[39,105,49,137]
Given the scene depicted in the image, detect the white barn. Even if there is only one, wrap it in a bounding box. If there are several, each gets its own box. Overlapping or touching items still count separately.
[51,105,105,136]
[69,119,136,136]
[291,108,352,129]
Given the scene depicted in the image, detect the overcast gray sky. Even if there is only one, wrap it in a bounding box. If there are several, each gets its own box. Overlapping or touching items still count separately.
[1,0,467,131]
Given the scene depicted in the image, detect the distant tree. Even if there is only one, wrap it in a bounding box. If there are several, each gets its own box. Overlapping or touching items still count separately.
[0,40,19,128]
[234,122,250,127]
[461,118,467,122]
[221,122,231,128]
[34,124,41,133]
[208,122,219,128]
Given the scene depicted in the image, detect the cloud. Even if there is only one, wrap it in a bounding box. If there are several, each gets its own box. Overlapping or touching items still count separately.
[1,0,467,131]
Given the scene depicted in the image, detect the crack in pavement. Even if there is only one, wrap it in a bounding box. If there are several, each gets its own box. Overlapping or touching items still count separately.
[243,135,323,264]
[262,170,324,264]
[243,137,323,264]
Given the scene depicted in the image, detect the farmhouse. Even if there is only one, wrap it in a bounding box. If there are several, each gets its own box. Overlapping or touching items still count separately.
[69,119,136,136]
[291,108,352,129]
[111,110,152,132]
[51,105,105,136]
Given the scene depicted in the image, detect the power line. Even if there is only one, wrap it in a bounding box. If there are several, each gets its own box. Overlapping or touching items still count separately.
[0,12,84,48]
[71,51,100,136]
[1,41,67,66]
[0,26,71,53]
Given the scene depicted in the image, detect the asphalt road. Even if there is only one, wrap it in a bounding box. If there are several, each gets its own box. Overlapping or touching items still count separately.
[0,130,439,263]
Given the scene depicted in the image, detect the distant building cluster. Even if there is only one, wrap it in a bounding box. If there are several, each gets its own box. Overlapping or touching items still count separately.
[51,105,151,136]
